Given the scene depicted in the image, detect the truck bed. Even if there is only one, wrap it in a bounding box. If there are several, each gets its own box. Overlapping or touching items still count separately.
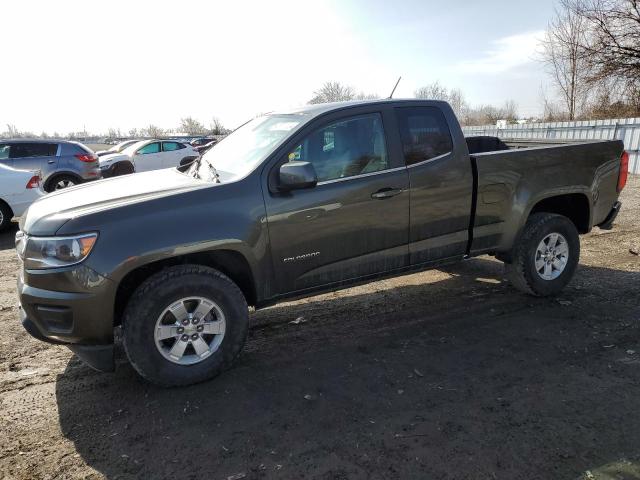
[466,136,624,255]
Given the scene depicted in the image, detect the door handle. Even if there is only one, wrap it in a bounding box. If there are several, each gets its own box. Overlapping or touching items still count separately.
[47,160,55,164]
[371,188,403,199]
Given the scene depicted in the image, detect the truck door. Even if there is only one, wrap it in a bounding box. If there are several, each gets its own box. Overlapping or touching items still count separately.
[394,106,473,264]
[263,109,410,294]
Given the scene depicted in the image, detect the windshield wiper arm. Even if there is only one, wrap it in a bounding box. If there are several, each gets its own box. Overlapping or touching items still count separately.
[207,161,220,183]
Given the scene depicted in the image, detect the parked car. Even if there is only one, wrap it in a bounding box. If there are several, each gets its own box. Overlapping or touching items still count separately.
[0,140,100,192]
[95,139,141,157]
[0,164,43,231]
[190,137,215,147]
[99,139,199,177]
[16,99,627,386]
[194,139,218,155]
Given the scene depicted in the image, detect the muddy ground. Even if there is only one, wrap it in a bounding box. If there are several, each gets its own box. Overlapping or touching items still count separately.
[1,178,639,480]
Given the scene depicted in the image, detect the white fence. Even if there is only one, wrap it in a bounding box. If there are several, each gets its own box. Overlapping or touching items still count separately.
[462,118,640,174]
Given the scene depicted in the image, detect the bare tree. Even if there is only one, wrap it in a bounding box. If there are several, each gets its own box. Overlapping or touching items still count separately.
[179,117,207,136]
[354,91,379,100]
[414,82,468,119]
[141,125,164,138]
[540,3,591,120]
[209,117,227,135]
[308,81,356,104]
[566,0,640,86]
[5,124,20,138]
[129,128,139,138]
[414,81,449,101]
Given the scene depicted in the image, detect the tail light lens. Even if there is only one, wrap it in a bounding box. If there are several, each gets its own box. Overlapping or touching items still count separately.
[618,151,629,192]
[25,175,40,189]
[75,153,98,163]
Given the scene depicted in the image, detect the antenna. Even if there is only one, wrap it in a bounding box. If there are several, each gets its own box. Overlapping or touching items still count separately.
[388,76,402,99]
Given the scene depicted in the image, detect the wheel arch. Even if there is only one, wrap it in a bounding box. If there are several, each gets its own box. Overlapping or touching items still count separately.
[112,160,135,174]
[113,249,257,326]
[0,198,14,226]
[44,171,83,191]
[526,192,591,234]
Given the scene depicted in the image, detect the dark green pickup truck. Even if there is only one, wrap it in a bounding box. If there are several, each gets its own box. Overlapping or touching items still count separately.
[16,99,628,386]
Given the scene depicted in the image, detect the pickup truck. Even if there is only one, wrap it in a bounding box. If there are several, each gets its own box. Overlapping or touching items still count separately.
[15,100,628,386]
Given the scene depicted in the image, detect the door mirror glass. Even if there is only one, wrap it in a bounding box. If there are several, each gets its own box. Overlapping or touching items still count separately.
[279,161,317,191]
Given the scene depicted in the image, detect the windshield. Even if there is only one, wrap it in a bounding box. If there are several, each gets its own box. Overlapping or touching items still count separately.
[114,140,137,152]
[196,114,308,179]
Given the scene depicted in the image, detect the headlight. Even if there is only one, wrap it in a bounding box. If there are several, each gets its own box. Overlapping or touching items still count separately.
[19,233,98,269]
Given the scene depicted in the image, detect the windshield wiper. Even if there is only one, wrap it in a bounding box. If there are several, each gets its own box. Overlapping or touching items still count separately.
[207,161,221,183]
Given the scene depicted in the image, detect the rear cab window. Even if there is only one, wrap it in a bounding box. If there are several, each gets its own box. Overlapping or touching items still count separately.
[395,107,453,165]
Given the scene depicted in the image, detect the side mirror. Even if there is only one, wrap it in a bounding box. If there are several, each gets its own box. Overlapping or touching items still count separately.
[278,161,317,191]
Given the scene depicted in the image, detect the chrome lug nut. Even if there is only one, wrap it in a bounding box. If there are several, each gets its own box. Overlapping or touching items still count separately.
[191,333,199,340]
[192,317,199,324]
[196,325,204,332]
[181,334,189,342]
[181,318,190,326]
[177,327,184,334]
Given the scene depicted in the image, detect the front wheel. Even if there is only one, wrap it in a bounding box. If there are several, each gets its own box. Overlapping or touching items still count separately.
[505,213,580,296]
[123,265,249,386]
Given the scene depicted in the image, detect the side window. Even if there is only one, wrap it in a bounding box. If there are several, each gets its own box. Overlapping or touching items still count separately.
[137,142,161,155]
[0,144,9,160]
[10,143,57,159]
[287,113,388,182]
[395,107,453,165]
[163,142,184,152]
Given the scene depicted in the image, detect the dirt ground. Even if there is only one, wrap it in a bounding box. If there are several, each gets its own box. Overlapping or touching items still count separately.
[1,178,639,480]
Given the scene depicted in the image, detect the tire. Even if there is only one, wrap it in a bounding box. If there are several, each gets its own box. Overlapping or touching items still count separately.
[122,264,248,387]
[113,163,134,176]
[45,174,79,192]
[505,213,580,296]
[0,201,13,232]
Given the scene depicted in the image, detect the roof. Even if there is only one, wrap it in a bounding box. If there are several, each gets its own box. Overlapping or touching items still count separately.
[274,98,449,117]
[0,138,80,144]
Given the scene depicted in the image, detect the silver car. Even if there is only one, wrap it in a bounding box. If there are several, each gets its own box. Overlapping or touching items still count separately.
[0,139,101,192]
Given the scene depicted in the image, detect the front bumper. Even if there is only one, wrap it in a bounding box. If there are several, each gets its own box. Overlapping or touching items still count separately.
[18,264,117,372]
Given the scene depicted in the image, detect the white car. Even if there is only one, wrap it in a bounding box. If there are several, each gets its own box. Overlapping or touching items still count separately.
[95,139,142,157]
[0,163,44,231]
[99,140,199,178]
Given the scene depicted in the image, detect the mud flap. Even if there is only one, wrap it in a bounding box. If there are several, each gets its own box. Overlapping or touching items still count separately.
[68,344,115,372]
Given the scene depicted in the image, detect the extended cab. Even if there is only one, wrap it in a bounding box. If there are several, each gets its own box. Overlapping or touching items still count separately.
[15,100,628,386]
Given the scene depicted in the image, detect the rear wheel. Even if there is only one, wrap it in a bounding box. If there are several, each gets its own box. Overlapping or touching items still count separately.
[46,174,79,192]
[505,213,580,296]
[0,202,13,232]
[122,265,249,387]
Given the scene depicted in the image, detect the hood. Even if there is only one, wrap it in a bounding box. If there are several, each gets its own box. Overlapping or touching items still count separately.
[20,168,210,235]
[99,152,129,165]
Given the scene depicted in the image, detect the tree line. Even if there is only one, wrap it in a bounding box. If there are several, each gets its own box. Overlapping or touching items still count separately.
[307,80,521,126]
[0,117,229,140]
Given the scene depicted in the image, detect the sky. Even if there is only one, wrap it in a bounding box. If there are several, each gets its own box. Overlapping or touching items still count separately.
[0,0,557,134]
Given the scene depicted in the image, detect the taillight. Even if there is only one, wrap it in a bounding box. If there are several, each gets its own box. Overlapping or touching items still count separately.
[618,150,629,192]
[75,153,98,163]
[25,175,40,189]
